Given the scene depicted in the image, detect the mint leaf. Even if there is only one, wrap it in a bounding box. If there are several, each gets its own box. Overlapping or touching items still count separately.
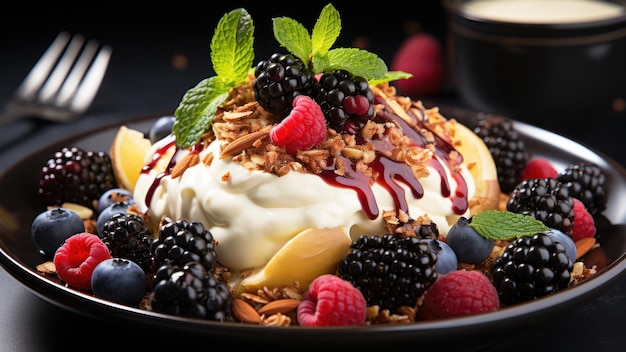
[311,4,341,57]
[369,71,413,86]
[173,77,230,149]
[211,8,255,83]
[469,210,550,241]
[315,48,388,79]
[273,17,312,65]
[174,8,255,148]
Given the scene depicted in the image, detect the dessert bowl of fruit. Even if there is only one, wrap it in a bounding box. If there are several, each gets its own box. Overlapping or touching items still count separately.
[1,4,625,349]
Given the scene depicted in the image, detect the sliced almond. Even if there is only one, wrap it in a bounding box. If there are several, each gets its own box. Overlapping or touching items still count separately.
[220,128,271,159]
[232,298,263,324]
[575,237,596,259]
[257,298,301,316]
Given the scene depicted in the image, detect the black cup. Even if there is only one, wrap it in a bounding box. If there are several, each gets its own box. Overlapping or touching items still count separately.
[443,0,626,129]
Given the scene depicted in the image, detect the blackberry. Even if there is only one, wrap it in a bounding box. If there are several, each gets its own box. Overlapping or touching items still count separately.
[556,162,607,215]
[253,53,318,118]
[337,234,438,313]
[101,212,154,274]
[473,114,529,193]
[491,232,573,306]
[150,261,232,321]
[506,178,575,235]
[149,218,217,275]
[315,70,375,134]
[37,147,118,210]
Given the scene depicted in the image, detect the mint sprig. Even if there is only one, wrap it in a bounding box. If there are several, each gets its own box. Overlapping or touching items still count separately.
[173,8,255,149]
[469,210,550,241]
[173,4,412,149]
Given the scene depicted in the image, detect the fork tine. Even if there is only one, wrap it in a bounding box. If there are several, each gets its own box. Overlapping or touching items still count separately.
[68,44,112,114]
[38,34,85,104]
[54,39,99,107]
[14,32,71,101]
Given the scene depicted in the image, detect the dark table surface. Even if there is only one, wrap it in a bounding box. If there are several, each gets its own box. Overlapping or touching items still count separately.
[1,2,625,351]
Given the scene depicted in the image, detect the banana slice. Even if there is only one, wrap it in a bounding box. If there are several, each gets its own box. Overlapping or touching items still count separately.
[230,226,351,297]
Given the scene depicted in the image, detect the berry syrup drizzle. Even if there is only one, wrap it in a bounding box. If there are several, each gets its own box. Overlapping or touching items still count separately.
[320,95,469,220]
[139,96,469,221]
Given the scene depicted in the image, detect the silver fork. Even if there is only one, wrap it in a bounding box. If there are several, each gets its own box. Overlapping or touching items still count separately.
[0,32,112,126]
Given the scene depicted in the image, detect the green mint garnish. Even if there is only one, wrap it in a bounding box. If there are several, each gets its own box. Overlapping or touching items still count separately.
[172,4,412,149]
[273,4,389,80]
[174,8,255,149]
[469,210,549,241]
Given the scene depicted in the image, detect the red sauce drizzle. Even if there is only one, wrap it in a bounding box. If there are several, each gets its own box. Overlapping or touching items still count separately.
[319,96,469,220]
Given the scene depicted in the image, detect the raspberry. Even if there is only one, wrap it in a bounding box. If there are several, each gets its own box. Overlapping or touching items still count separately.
[297,274,367,327]
[419,270,499,320]
[521,157,558,180]
[391,32,444,97]
[53,232,112,289]
[269,95,327,154]
[571,198,596,242]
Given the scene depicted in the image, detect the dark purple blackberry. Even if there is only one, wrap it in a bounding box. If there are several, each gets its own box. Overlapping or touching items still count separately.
[101,212,154,274]
[253,53,318,118]
[149,218,217,275]
[473,114,529,193]
[556,162,607,215]
[315,70,375,134]
[491,232,573,306]
[150,261,232,321]
[506,178,575,235]
[37,147,118,210]
[337,234,438,313]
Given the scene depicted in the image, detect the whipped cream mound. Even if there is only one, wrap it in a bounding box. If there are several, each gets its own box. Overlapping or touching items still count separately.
[133,81,477,272]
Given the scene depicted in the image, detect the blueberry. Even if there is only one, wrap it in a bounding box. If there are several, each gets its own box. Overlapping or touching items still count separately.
[97,188,134,214]
[149,115,176,144]
[446,216,495,264]
[425,239,458,275]
[546,228,577,262]
[96,201,133,236]
[31,208,86,257]
[91,258,147,306]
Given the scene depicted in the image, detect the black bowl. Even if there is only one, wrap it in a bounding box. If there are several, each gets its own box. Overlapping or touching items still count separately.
[443,0,626,127]
[1,113,626,349]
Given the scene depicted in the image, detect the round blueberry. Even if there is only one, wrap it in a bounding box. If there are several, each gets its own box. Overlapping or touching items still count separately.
[91,258,147,306]
[31,208,86,257]
[446,216,494,264]
[97,188,134,214]
[96,201,133,236]
[546,228,577,262]
[425,239,458,275]
[149,115,176,144]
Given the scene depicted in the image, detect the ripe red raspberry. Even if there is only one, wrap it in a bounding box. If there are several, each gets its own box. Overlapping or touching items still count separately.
[521,157,558,180]
[270,95,327,154]
[571,198,596,242]
[419,270,499,320]
[297,274,367,327]
[53,232,112,289]
[391,32,444,97]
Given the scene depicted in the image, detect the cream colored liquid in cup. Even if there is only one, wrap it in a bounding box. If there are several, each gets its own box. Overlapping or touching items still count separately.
[463,0,624,24]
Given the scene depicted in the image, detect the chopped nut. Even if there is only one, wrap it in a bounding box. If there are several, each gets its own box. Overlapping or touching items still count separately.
[257,298,301,316]
[232,298,263,324]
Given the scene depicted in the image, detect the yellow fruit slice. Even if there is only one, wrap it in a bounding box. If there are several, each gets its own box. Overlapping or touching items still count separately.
[110,125,152,192]
[231,226,352,297]
[448,119,501,215]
